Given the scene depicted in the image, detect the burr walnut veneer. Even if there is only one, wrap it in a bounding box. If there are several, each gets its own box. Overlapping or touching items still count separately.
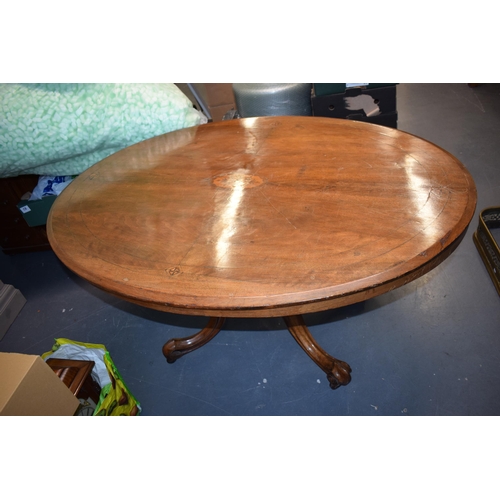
[47,117,477,389]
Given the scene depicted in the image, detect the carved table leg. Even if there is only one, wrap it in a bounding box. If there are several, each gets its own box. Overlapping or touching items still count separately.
[163,317,225,364]
[284,315,352,390]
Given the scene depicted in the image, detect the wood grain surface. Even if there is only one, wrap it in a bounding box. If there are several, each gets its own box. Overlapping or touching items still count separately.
[47,117,477,317]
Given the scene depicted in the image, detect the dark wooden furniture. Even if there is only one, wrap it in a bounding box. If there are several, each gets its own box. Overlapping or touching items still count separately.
[47,117,477,389]
[46,358,101,404]
[0,175,51,254]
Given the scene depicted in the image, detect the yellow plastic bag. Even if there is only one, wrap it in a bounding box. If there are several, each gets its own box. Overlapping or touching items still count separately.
[94,352,140,416]
[42,338,141,416]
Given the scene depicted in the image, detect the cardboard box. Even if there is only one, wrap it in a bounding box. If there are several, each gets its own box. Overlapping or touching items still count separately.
[0,353,80,416]
[176,84,236,122]
[203,83,235,107]
[17,195,57,227]
[209,103,238,122]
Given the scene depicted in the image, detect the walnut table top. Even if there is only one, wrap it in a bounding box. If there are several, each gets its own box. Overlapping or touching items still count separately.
[47,116,477,389]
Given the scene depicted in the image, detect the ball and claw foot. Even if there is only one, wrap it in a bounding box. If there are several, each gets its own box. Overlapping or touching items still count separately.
[284,314,352,391]
[326,360,352,390]
[163,343,183,364]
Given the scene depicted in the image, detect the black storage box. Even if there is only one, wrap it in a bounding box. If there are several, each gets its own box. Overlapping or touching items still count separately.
[312,85,398,128]
[313,83,397,97]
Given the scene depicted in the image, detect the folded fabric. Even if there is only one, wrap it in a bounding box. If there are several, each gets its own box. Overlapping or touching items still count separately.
[0,83,207,177]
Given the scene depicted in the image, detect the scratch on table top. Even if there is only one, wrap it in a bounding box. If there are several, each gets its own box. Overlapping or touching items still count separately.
[260,190,297,229]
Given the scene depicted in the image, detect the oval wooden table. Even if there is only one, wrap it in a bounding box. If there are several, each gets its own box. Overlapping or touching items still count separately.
[47,117,477,390]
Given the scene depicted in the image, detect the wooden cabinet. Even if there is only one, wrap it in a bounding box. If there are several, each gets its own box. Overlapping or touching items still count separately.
[0,175,51,254]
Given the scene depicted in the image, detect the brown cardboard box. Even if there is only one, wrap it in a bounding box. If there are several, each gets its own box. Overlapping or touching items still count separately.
[176,84,236,122]
[203,83,235,107]
[203,84,235,121]
[209,103,237,122]
[0,353,80,416]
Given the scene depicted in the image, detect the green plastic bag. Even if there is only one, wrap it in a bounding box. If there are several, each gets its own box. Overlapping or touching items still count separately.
[94,352,140,416]
[42,338,141,416]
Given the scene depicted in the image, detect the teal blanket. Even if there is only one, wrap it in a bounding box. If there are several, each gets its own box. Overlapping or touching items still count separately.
[0,83,207,177]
